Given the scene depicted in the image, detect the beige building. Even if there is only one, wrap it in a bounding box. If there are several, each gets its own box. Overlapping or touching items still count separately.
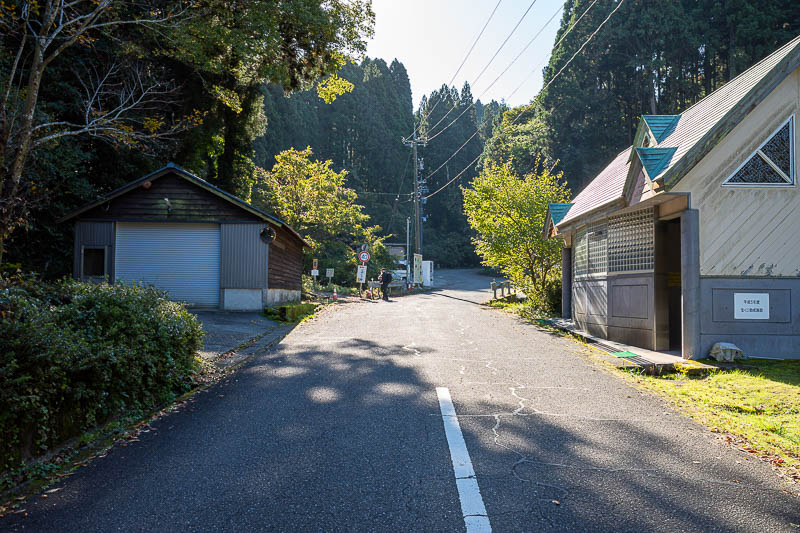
[545,35,800,360]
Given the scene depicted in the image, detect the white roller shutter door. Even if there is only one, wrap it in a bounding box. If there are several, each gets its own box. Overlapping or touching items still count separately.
[115,223,220,307]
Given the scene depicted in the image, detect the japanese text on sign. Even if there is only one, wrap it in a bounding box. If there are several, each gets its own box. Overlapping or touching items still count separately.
[734,293,769,320]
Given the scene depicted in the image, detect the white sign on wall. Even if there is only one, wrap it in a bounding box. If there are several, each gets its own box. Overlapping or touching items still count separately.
[734,293,769,319]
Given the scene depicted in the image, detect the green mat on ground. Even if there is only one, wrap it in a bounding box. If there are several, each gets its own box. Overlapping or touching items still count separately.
[610,351,640,358]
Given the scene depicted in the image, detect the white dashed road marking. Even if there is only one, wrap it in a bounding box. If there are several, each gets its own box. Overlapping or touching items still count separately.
[436,387,492,533]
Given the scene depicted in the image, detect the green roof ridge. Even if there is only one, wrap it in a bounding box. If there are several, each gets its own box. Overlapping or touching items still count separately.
[635,147,677,179]
[548,203,573,225]
[642,115,680,143]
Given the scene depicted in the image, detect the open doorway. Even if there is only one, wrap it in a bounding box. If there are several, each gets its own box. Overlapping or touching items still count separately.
[655,217,682,351]
[665,219,682,350]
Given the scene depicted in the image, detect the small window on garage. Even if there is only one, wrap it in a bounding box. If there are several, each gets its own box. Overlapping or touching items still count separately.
[82,247,106,278]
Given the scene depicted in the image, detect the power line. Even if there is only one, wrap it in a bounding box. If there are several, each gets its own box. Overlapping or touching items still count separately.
[423,0,539,140]
[407,0,503,138]
[355,191,413,196]
[469,0,539,87]
[422,0,607,194]
[425,0,626,200]
[448,0,504,89]
[508,0,600,101]
[425,2,564,143]
[397,149,413,194]
[426,0,595,144]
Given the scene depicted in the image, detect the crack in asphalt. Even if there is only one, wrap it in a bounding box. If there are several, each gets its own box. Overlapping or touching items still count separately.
[402,344,422,357]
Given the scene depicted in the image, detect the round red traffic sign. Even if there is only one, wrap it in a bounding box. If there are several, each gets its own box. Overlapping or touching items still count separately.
[358,251,370,262]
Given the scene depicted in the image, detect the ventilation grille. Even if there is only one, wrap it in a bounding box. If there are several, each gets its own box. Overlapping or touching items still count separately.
[608,208,654,272]
[725,115,794,186]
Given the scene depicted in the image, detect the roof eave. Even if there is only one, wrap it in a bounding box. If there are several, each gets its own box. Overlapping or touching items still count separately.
[57,164,311,248]
[542,212,555,239]
[555,196,626,233]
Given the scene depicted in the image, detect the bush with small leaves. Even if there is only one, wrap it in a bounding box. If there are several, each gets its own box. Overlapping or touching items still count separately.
[0,275,204,472]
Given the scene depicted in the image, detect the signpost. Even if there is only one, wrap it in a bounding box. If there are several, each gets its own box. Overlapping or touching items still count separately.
[326,268,334,283]
[357,250,370,297]
[413,253,422,285]
[312,258,319,290]
[356,265,367,283]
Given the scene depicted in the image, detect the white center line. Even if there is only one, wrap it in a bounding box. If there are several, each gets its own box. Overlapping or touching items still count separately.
[436,387,492,533]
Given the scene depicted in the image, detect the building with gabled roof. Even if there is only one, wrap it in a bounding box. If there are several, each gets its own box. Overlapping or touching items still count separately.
[59,163,308,310]
[544,34,800,359]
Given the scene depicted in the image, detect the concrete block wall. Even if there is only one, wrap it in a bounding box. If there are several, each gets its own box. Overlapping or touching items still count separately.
[699,277,800,359]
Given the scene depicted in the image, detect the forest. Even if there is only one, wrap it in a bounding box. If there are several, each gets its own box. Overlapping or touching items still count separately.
[2,0,799,276]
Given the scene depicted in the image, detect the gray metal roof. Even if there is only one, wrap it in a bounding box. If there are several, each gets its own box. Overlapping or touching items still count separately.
[657,34,800,184]
[58,163,310,247]
[557,33,800,228]
[558,148,629,225]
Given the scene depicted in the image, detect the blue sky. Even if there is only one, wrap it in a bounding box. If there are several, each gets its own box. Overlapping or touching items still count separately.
[365,0,566,110]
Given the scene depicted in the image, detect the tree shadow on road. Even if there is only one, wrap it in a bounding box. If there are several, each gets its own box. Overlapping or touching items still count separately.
[5,333,799,532]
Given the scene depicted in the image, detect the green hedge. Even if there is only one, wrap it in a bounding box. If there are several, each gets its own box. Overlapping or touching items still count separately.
[0,276,204,471]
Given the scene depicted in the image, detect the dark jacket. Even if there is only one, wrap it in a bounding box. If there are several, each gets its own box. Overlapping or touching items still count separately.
[378,271,393,286]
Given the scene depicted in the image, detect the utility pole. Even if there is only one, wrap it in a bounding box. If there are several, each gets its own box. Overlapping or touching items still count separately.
[406,216,411,288]
[402,132,426,254]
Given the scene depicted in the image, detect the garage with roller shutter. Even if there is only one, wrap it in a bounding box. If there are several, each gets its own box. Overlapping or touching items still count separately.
[59,163,308,310]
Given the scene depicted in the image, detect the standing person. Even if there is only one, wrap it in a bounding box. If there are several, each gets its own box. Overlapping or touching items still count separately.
[378,268,393,301]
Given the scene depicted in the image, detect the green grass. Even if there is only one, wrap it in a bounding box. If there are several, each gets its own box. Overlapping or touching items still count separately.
[625,359,800,477]
[487,298,557,322]
[263,302,319,322]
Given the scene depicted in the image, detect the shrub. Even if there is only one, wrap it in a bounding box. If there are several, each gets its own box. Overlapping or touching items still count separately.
[0,275,204,471]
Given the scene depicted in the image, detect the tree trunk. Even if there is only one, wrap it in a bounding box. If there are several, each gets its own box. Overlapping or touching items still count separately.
[650,73,658,115]
[1,39,46,261]
[216,104,237,193]
[728,25,737,80]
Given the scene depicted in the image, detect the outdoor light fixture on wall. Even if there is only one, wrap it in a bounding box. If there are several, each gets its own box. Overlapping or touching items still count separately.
[260,227,276,243]
[164,197,172,214]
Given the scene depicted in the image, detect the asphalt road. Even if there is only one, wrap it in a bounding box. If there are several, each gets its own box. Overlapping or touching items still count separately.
[4,269,799,532]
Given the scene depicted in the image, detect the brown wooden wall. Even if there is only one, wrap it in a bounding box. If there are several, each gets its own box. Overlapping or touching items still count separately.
[80,173,263,222]
[269,226,303,291]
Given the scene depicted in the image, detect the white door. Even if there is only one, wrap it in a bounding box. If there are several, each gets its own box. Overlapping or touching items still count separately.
[115,223,221,307]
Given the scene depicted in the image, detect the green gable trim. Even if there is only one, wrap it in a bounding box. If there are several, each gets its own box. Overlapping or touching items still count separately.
[635,147,677,180]
[642,115,680,143]
[548,203,573,225]
[543,202,573,239]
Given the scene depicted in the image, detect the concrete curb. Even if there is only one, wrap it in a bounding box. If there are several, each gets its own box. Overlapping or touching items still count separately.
[537,318,680,375]
[207,324,294,370]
